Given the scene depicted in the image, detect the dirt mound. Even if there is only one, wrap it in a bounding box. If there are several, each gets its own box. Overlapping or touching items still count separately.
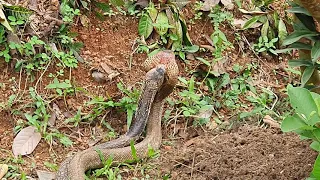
[158,125,317,180]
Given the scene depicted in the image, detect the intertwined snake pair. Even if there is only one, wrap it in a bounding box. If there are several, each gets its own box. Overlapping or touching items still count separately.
[56,50,178,180]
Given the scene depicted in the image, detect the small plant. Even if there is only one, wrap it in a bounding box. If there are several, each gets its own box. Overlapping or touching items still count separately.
[253,36,278,55]
[137,1,198,59]
[241,0,288,53]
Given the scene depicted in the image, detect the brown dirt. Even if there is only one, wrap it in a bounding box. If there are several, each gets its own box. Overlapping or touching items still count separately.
[156,125,317,180]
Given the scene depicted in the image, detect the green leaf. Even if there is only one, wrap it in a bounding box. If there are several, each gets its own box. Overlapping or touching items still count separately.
[242,16,261,30]
[261,21,269,37]
[184,45,199,53]
[180,17,192,46]
[154,12,169,36]
[282,30,319,46]
[138,14,153,39]
[110,0,124,6]
[312,41,320,62]
[130,140,138,161]
[146,3,158,22]
[310,141,320,152]
[94,2,110,13]
[287,86,320,125]
[280,114,307,132]
[287,6,311,16]
[288,59,313,67]
[295,13,317,32]
[301,66,315,86]
[278,19,287,45]
[311,154,320,178]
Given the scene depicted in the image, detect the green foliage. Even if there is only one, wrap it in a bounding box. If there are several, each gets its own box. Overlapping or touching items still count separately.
[253,36,278,55]
[240,0,288,54]
[137,2,197,59]
[281,86,320,178]
[277,2,320,88]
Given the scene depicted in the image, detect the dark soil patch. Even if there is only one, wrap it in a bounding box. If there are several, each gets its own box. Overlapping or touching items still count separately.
[157,125,317,180]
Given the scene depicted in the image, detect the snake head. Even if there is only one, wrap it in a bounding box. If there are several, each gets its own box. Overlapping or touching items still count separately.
[145,65,166,90]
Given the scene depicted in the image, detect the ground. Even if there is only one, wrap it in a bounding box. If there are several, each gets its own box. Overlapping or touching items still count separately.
[0,1,317,180]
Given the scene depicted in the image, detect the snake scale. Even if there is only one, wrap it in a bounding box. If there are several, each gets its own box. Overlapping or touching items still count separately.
[56,50,178,180]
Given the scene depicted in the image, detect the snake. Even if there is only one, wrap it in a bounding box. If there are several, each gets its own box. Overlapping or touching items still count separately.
[56,50,178,180]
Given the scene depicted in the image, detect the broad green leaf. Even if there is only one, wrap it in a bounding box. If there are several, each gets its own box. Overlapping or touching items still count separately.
[261,20,269,37]
[287,86,319,125]
[154,12,169,36]
[280,114,307,132]
[242,16,261,30]
[110,0,124,6]
[290,42,312,50]
[287,6,311,16]
[312,41,320,62]
[138,14,153,39]
[179,16,192,46]
[288,59,313,67]
[301,66,315,86]
[278,19,287,45]
[311,154,320,178]
[184,45,199,53]
[94,2,110,12]
[311,141,320,152]
[282,30,319,46]
[295,13,317,32]
[146,3,158,22]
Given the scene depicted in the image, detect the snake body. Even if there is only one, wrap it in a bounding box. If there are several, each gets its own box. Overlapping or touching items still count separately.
[56,50,178,180]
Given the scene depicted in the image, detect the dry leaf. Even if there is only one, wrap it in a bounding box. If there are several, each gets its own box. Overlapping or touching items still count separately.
[37,170,56,180]
[12,126,41,156]
[263,115,280,129]
[48,112,56,127]
[201,0,220,11]
[0,164,8,179]
[221,0,234,10]
[211,58,227,76]
[100,63,120,80]
[233,18,247,28]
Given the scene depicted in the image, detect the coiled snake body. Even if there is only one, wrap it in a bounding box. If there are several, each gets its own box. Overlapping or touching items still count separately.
[56,50,178,180]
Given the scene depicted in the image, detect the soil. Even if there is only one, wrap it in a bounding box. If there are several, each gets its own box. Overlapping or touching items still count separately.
[156,125,317,180]
[0,1,317,180]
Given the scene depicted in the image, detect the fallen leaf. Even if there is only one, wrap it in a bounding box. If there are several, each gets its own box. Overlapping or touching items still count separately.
[201,0,220,11]
[210,58,227,76]
[36,170,56,180]
[263,115,280,129]
[221,0,234,10]
[233,18,247,28]
[48,112,56,127]
[12,126,41,156]
[0,164,8,179]
[100,63,120,81]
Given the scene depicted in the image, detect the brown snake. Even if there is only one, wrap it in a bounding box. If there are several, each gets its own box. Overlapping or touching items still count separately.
[56,50,178,180]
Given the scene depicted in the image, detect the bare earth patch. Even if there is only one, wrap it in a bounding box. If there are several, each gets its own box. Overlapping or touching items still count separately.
[156,125,317,180]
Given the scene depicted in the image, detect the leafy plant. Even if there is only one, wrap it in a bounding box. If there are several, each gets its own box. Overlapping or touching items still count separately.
[281,85,320,179]
[137,1,198,59]
[253,36,278,55]
[241,0,288,53]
